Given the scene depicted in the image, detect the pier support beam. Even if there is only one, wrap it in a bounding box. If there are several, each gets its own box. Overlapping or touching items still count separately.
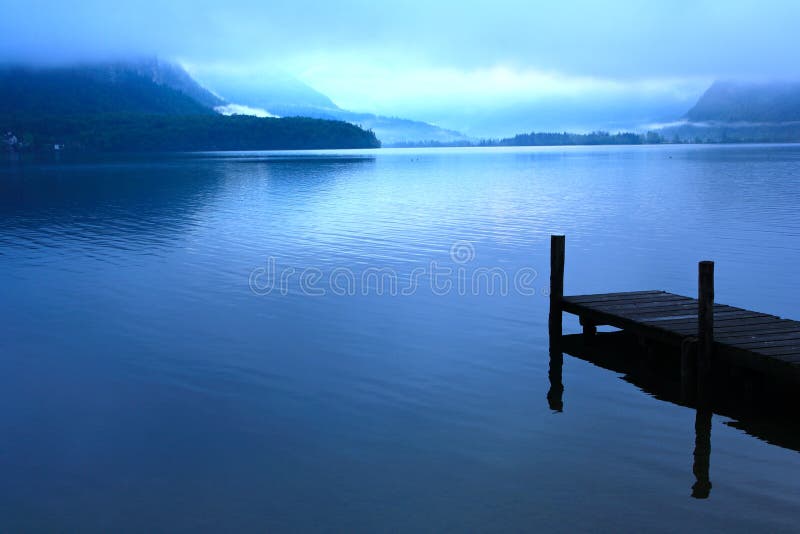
[681,337,697,403]
[697,261,715,406]
[549,235,565,340]
[580,317,597,340]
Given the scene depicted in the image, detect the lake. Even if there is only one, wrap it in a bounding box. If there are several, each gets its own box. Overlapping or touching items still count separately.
[2,145,799,531]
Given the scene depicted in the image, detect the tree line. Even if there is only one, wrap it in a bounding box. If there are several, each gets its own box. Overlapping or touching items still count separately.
[1,113,381,152]
[388,131,665,148]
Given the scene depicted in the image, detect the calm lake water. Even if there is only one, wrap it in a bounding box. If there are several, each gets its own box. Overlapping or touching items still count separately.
[2,145,799,531]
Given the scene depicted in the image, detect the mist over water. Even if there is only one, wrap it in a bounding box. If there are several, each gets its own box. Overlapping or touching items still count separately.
[2,145,799,531]
[3,1,800,136]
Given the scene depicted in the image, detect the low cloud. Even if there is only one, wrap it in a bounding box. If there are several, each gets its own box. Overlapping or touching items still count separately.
[294,60,709,116]
[2,0,799,81]
[215,104,278,118]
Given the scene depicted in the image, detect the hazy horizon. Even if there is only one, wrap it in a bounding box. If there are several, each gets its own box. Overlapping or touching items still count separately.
[3,1,800,135]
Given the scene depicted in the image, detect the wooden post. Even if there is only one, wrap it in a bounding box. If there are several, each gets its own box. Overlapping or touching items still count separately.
[549,235,565,340]
[697,261,714,405]
[547,235,565,411]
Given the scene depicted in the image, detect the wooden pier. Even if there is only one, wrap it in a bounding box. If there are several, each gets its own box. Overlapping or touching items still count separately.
[548,235,800,390]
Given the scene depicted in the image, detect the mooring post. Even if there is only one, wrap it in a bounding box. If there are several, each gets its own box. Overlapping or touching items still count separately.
[547,235,566,412]
[693,261,714,498]
[549,235,565,340]
[697,261,714,405]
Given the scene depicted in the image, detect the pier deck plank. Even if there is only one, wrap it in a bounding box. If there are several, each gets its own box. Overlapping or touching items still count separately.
[561,291,800,381]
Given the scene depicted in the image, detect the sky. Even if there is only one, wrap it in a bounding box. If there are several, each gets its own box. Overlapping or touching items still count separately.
[2,0,799,132]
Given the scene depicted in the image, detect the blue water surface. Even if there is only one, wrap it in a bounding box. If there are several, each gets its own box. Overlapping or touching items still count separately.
[1,145,799,531]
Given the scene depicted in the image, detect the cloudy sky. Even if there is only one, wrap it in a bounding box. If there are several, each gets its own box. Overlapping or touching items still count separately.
[2,0,799,130]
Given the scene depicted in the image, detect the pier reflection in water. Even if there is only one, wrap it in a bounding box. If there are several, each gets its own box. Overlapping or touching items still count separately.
[548,331,800,499]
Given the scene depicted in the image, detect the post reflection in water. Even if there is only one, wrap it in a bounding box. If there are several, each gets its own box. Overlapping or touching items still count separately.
[549,331,800,501]
[548,332,714,497]
[692,408,713,499]
[547,341,564,413]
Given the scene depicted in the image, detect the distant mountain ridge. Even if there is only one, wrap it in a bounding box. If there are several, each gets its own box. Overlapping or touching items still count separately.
[654,80,800,143]
[193,70,470,145]
[197,70,339,112]
[127,57,225,109]
[686,80,800,123]
[272,105,469,145]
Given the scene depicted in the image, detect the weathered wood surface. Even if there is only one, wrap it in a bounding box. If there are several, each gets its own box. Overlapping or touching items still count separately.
[549,235,565,339]
[561,291,800,381]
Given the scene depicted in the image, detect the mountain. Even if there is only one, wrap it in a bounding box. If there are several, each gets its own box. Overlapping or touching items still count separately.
[1,61,379,151]
[125,57,225,109]
[289,108,467,145]
[0,62,217,117]
[657,80,800,143]
[330,112,467,145]
[192,70,470,145]
[686,80,800,122]
[196,70,338,112]
[420,95,701,139]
